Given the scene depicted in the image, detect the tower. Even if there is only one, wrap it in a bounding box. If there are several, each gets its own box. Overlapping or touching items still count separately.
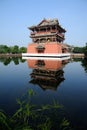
[22,18,70,58]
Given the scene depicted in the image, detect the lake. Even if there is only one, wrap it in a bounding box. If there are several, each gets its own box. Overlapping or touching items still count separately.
[0,57,87,130]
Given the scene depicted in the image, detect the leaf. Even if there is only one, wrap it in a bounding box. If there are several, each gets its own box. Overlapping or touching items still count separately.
[52,99,63,109]
[0,111,11,130]
[60,118,70,129]
[12,108,22,118]
[28,89,35,97]
[41,104,50,110]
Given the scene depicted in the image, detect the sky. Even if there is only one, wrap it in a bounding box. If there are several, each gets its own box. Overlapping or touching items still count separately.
[0,0,87,47]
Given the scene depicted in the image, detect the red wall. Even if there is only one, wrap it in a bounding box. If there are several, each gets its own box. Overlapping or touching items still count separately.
[27,42,62,53]
[27,59,62,70]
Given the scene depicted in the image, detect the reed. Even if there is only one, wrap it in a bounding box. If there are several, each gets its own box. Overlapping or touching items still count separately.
[0,89,73,130]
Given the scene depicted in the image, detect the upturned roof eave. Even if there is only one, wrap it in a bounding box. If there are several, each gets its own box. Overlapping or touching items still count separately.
[28,24,57,30]
[28,26,66,33]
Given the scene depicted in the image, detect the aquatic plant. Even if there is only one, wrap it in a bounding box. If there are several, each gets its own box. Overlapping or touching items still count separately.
[38,118,51,130]
[0,89,73,130]
[0,110,11,130]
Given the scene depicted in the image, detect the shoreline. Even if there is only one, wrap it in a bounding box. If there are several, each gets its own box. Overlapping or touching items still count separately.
[0,53,22,58]
[70,53,84,58]
[0,53,85,58]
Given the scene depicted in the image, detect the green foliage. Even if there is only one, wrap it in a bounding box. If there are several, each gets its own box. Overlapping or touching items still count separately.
[0,44,27,54]
[0,89,73,130]
[83,46,87,56]
[0,111,11,130]
[38,118,51,130]
[10,45,19,54]
[73,44,87,56]
[60,118,70,130]
[52,99,63,109]
[0,57,26,65]
[73,46,84,53]
[0,57,11,65]
[12,57,19,65]
[20,47,27,53]
[0,45,10,53]
[81,59,87,73]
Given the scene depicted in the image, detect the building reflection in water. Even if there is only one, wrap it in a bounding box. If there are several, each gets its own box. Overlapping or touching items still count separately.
[27,58,69,91]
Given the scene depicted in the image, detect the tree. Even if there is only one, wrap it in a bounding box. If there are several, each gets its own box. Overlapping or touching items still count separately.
[10,45,19,54]
[83,45,87,56]
[73,46,84,53]
[0,44,26,54]
[86,42,87,47]
[19,47,27,53]
[0,45,10,53]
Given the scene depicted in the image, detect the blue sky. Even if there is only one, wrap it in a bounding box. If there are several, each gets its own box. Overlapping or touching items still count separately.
[0,0,87,47]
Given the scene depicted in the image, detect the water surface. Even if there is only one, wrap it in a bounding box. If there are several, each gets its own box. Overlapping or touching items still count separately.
[0,57,87,129]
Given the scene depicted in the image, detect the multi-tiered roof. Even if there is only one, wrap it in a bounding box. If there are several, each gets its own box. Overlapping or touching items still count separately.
[28,18,66,43]
[22,18,70,57]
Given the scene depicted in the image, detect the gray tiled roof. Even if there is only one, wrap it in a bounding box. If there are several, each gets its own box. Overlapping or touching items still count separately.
[29,18,66,32]
[38,18,59,26]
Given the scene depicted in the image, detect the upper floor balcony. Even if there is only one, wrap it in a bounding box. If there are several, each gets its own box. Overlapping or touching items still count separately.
[30,31,57,38]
